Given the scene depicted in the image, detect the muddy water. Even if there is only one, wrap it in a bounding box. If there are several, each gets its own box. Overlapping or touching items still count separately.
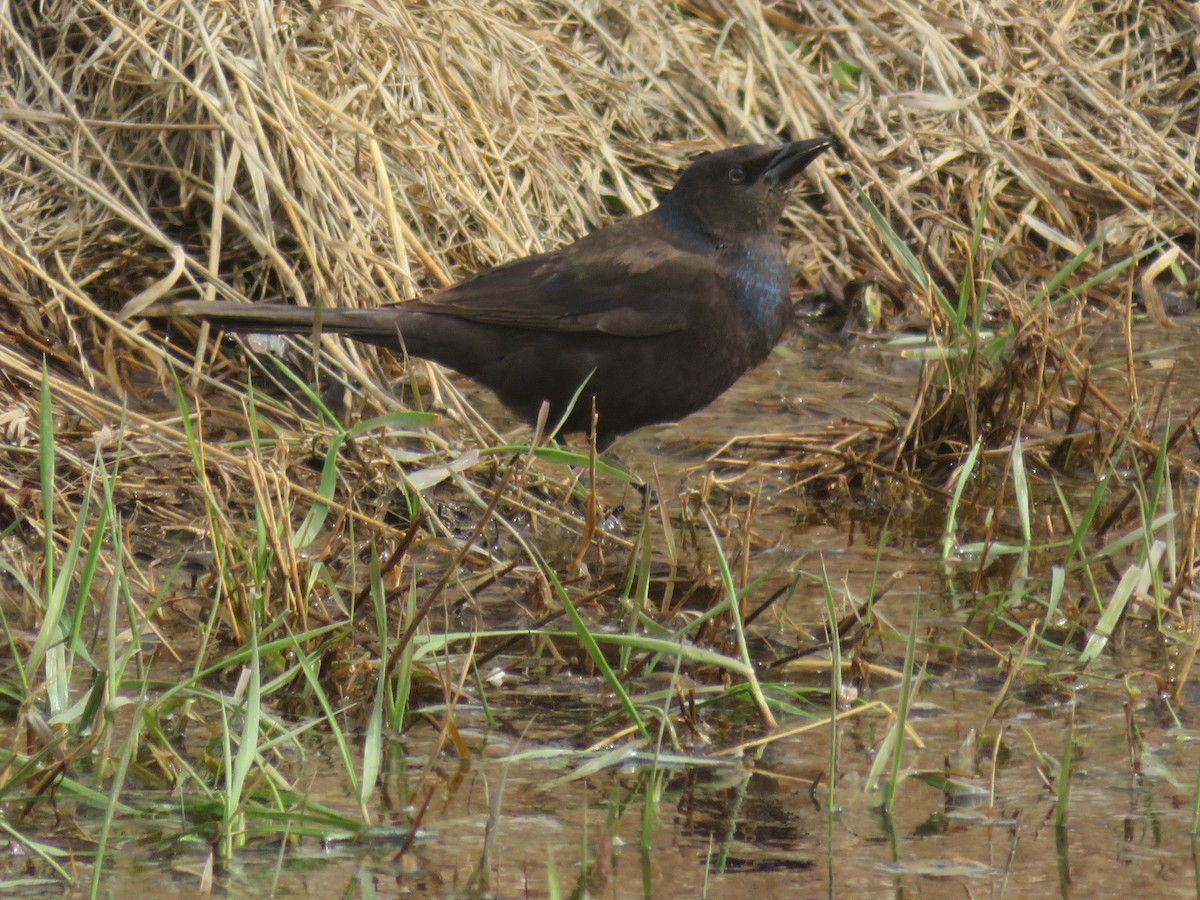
[100,316,1200,896]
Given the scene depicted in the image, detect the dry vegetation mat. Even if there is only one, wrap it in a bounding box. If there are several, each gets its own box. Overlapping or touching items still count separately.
[1,0,1199,889]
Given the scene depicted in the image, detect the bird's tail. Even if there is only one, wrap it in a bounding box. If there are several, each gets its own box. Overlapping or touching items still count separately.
[139,300,404,347]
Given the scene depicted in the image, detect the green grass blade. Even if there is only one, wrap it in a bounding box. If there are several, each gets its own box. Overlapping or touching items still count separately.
[885,598,921,815]
[529,545,647,739]
[857,188,955,322]
[822,560,841,814]
[703,514,776,726]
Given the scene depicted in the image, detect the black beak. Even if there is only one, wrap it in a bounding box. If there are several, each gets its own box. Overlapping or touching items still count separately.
[762,136,837,187]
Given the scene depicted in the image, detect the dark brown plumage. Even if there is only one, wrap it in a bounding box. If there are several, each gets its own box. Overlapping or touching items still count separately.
[142,137,835,446]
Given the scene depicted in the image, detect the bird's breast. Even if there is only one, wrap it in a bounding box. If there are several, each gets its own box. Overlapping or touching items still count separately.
[729,244,790,346]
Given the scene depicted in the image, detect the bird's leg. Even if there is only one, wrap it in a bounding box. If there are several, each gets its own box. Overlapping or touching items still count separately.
[571,398,601,570]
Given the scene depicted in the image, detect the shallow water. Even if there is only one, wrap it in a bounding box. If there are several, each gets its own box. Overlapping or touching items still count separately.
[384,313,1199,898]
[11,315,1200,898]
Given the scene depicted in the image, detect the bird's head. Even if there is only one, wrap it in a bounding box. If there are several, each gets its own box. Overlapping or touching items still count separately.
[656,137,835,244]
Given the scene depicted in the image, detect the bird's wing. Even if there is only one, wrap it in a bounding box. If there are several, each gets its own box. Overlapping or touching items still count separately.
[406,222,719,337]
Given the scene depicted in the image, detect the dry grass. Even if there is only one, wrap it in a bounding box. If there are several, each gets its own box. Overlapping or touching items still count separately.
[4,6,1200,888]
[1,0,1198,619]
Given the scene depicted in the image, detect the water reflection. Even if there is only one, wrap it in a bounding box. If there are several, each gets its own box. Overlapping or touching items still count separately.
[91,317,1200,896]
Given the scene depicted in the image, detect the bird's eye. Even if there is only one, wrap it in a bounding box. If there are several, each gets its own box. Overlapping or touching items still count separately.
[727,165,746,185]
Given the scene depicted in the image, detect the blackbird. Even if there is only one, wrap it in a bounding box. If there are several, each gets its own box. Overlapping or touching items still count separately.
[138,137,835,446]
